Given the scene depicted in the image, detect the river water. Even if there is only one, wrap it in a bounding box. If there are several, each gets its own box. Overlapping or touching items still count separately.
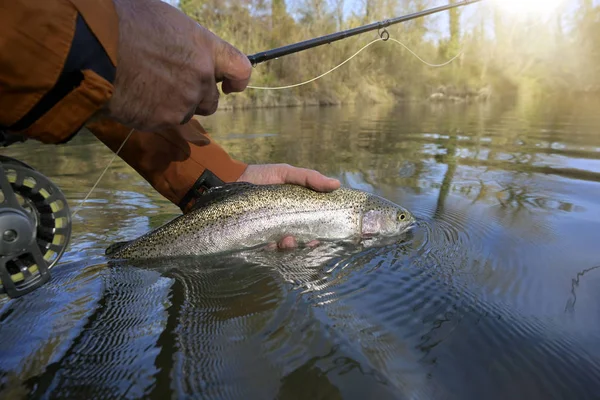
[1,98,600,399]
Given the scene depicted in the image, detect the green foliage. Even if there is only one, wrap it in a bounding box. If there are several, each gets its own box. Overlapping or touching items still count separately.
[177,0,600,108]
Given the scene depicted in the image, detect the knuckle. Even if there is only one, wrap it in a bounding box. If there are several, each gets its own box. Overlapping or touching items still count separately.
[219,43,252,80]
[240,56,252,78]
[195,85,220,116]
[157,104,188,127]
[206,103,220,116]
[227,44,251,69]
[196,100,219,116]
[277,163,293,174]
[196,68,215,85]
[172,112,186,126]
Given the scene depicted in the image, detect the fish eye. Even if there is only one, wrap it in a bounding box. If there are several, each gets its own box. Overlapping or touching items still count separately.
[398,213,406,221]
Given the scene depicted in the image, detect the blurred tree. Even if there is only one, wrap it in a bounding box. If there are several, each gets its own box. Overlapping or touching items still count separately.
[173,0,600,107]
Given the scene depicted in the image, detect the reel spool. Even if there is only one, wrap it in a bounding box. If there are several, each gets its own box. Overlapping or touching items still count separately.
[0,155,71,298]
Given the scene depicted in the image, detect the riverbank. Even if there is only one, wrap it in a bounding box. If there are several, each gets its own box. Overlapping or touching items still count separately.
[215,81,600,112]
[217,82,495,111]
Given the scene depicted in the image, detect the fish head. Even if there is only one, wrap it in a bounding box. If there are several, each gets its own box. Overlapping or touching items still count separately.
[360,196,415,238]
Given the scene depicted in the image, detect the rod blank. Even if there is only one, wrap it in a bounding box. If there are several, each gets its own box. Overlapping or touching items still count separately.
[247,0,483,65]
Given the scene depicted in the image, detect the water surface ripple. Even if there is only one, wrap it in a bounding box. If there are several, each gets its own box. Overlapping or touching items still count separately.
[2,99,600,399]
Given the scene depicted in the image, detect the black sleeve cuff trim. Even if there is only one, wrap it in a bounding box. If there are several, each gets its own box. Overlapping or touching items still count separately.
[178,169,226,211]
[7,13,116,133]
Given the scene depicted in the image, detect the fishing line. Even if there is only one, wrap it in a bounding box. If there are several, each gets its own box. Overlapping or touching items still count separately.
[247,34,464,91]
[71,128,135,219]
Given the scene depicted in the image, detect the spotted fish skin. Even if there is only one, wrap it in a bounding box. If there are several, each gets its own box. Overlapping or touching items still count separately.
[106,183,414,260]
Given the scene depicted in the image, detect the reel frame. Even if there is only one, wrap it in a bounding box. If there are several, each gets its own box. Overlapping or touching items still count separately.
[0,156,72,298]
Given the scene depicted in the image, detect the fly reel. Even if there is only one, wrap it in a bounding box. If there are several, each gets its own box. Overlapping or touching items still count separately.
[0,155,71,298]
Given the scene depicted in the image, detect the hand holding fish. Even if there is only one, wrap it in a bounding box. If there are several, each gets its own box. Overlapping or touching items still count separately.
[237,164,340,192]
[237,164,341,249]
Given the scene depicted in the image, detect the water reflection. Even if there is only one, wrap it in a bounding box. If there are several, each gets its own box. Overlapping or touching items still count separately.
[565,265,600,314]
[1,98,600,398]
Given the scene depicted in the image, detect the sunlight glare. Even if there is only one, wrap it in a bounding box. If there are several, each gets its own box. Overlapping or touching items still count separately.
[492,0,565,17]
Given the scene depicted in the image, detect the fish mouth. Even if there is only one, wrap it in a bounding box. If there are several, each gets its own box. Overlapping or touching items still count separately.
[403,219,418,232]
[360,227,415,248]
[360,220,416,240]
[393,221,417,237]
[391,217,418,238]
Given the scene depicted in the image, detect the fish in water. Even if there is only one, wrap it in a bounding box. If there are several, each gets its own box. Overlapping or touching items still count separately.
[106,183,415,260]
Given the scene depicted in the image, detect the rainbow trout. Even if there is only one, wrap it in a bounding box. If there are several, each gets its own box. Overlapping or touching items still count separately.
[106,183,415,260]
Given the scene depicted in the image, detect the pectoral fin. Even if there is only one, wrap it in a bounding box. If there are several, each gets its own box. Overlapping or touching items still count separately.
[106,240,133,256]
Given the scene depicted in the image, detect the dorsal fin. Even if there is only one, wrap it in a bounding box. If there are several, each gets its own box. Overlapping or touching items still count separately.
[105,240,133,256]
[189,182,258,211]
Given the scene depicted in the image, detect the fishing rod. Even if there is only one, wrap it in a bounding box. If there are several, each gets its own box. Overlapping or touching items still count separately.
[247,0,484,65]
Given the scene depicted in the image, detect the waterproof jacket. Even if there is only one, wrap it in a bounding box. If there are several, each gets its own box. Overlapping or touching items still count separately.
[0,0,248,212]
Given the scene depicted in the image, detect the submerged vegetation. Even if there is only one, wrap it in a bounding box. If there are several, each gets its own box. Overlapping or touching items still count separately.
[177,0,600,108]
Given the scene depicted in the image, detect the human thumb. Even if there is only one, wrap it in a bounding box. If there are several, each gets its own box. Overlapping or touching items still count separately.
[213,39,252,94]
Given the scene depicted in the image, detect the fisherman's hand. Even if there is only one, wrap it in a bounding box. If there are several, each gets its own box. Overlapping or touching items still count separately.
[107,0,251,132]
[237,164,341,250]
[237,164,340,192]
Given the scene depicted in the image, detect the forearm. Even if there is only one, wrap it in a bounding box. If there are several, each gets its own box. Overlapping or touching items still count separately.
[87,118,248,212]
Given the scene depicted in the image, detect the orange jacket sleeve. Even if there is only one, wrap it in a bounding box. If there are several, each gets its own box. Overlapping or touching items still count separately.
[87,118,248,212]
[0,0,248,211]
[0,0,115,143]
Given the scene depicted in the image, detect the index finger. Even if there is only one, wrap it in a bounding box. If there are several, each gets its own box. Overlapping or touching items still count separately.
[281,166,341,192]
[213,39,252,94]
